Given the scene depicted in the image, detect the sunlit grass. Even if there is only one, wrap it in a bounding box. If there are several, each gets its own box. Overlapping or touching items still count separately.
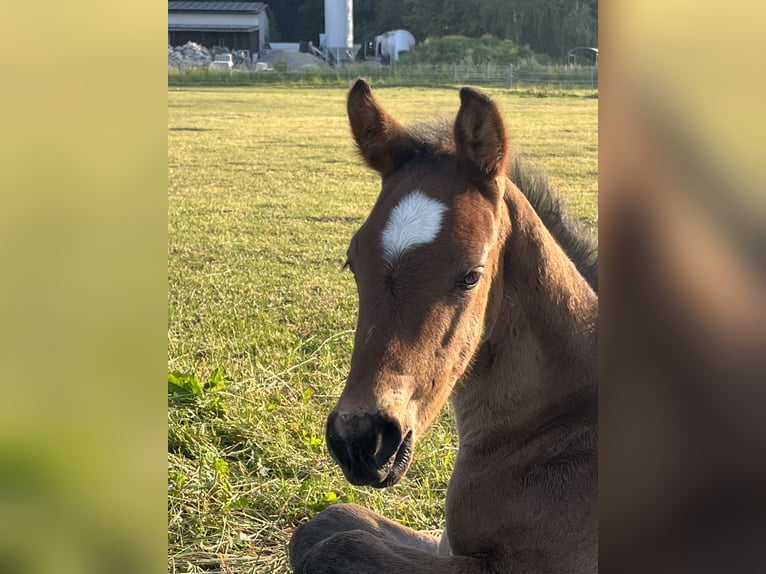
[167,85,597,573]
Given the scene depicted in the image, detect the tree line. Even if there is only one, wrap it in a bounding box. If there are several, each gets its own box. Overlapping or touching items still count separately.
[267,0,597,60]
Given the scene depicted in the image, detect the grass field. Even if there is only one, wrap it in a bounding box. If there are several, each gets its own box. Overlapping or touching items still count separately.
[168,85,597,573]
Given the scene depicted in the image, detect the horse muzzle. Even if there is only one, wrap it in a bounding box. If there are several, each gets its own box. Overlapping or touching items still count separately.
[325,410,414,488]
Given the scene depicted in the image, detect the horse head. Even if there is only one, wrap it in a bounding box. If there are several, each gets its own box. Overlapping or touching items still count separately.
[326,80,512,487]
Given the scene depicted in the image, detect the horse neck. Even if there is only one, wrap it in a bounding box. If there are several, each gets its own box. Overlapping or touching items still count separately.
[452,181,598,447]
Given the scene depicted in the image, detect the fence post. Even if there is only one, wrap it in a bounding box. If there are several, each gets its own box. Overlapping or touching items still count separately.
[453,63,457,84]
[509,64,513,87]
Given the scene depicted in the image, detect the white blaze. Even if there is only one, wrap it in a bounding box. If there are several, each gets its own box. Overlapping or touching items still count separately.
[381,190,448,263]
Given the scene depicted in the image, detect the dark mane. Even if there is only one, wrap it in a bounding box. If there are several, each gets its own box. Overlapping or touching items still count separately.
[508,156,598,292]
[406,121,599,293]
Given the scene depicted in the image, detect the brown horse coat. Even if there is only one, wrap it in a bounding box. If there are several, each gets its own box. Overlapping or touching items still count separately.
[289,80,598,574]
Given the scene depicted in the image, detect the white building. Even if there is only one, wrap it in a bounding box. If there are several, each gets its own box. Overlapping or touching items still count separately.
[168,2,270,57]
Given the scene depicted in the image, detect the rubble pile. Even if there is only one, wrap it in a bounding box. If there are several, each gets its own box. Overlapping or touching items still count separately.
[168,42,212,69]
[168,42,330,71]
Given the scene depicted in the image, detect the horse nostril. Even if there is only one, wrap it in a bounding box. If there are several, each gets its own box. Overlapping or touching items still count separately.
[325,411,346,461]
[373,416,403,468]
[325,411,404,473]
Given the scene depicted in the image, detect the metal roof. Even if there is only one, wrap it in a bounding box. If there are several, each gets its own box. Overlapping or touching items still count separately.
[169,24,259,32]
[168,2,267,13]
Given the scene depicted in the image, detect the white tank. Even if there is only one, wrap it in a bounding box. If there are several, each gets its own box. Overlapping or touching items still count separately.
[324,0,353,50]
[375,30,416,61]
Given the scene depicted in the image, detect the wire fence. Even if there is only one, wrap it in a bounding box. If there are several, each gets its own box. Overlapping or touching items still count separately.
[361,63,598,88]
[168,63,598,89]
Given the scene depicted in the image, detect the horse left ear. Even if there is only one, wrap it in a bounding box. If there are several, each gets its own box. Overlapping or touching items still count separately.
[347,78,416,176]
[454,88,509,180]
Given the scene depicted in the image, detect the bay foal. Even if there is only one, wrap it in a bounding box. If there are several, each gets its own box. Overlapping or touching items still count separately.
[289,80,598,573]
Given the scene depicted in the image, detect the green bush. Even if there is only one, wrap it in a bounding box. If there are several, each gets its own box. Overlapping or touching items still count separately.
[399,35,543,66]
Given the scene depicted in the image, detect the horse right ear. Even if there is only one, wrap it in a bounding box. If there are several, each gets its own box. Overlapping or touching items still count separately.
[454,87,509,178]
[347,79,416,176]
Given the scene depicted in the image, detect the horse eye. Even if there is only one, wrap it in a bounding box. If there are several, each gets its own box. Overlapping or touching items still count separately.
[459,270,482,291]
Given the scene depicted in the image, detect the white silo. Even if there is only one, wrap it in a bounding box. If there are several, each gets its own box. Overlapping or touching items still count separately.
[324,0,355,63]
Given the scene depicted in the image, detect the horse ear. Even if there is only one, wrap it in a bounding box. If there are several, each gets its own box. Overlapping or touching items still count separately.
[347,78,416,176]
[454,87,509,178]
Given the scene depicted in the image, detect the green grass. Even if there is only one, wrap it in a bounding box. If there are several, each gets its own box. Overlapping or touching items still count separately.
[168,85,597,573]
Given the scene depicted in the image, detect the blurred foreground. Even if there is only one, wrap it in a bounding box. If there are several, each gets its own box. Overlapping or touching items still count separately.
[601,2,766,571]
